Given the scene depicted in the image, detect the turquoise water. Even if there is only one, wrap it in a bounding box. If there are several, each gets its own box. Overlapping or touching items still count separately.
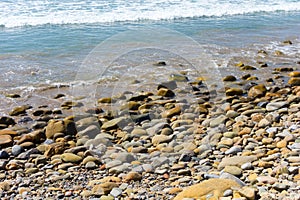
[0,0,300,90]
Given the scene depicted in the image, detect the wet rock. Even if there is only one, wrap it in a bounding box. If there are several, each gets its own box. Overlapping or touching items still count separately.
[157,88,175,97]
[115,152,135,163]
[45,120,64,139]
[161,106,181,118]
[248,84,267,98]
[158,80,177,90]
[169,74,188,82]
[98,97,115,104]
[9,105,32,116]
[0,150,9,159]
[225,88,243,96]
[223,75,237,82]
[77,125,100,139]
[154,61,166,66]
[173,178,240,200]
[101,117,128,131]
[288,77,300,86]
[0,116,16,126]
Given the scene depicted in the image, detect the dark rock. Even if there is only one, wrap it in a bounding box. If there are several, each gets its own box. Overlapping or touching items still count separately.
[223,75,237,82]
[153,61,167,66]
[158,81,177,90]
[9,105,32,116]
[0,150,9,159]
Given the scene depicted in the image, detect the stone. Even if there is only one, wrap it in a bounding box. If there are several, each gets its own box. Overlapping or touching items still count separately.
[266,101,287,111]
[276,140,287,148]
[238,187,256,200]
[289,71,300,77]
[92,182,118,195]
[210,115,227,128]
[9,105,31,116]
[258,118,271,128]
[124,172,142,182]
[45,120,65,139]
[110,188,123,198]
[0,129,17,136]
[226,88,243,96]
[169,73,188,82]
[0,135,13,148]
[161,106,181,118]
[223,166,242,176]
[61,153,82,163]
[12,145,24,156]
[101,117,128,131]
[98,97,114,104]
[288,77,300,86]
[77,125,100,139]
[248,84,267,98]
[85,161,97,169]
[218,156,257,170]
[256,176,277,184]
[0,116,16,126]
[223,75,237,82]
[158,80,177,90]
[157,88,175,97]
[152,134,173,146]
[173,178,240,200]
[225,146,242,155]
[0,150,9,159]
[115,152,135,163]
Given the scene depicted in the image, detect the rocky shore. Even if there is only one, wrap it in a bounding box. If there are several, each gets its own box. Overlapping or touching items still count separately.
[0,43,300,200]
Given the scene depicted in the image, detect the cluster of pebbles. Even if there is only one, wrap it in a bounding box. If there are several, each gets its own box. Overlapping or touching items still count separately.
[0,47,300,200]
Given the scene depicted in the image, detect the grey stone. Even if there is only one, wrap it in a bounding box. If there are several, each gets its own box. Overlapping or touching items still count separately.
[105,160,122,169]
[110,187,123,197]
[77,125,100,139]
[151,157,170,168]
[266,101,287,111]
[115,152,136,163]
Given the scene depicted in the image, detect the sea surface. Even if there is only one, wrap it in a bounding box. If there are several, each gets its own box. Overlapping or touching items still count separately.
[0,0,300,114]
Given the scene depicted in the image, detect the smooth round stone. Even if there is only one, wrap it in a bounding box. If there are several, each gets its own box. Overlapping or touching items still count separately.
[61,153,82,163]
[223,166,242,176]
[223,132,238,138]
[223,189,233,197]
[110,187,123,197]
[0,150,9,159]
[12,145,24,156]
[241,162,254,170]
[85,161,97,170]
[225,146,242,155]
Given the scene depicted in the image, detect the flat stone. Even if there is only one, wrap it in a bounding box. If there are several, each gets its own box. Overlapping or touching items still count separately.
[226,88,244,96]
[173,178,241,200]
[92,182,118,195]
[225,146,242,155]
[0,135,13,148]
[115,152,135,163]
[238,187,256,200]
[223,166,242,176]
[210,115,228,128]
[9,105,31,116]
[124,171,142,182]
[152,135,173,146]
[266,101,287,111]
[61,153,82,163]
[256,176,277,184]
[161,106,181,118]
[101,117,128,131]
[218,156,257,170]
[77,125,100,139]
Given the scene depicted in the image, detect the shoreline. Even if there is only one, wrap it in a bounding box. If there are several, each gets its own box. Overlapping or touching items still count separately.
[0,39,300,199]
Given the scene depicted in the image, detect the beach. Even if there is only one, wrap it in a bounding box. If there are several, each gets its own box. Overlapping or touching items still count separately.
[1,0,300,199]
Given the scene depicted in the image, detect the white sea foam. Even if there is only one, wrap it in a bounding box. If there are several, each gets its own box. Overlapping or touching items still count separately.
[1,0,300,28]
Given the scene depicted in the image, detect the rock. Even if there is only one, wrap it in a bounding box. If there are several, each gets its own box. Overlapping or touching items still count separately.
[157,88,175,97]
[223,75,237,82]
[152,135,173,146]
[85,161,97,169]
[5,93,20,98]
[266,101,287,111]
[0,150,9,159]
[77,125,100,139]
[0,129,17,136]
[226,88,243,96]
[82,156,101,165]
[210,115,228,128]
[154,61,166,66]
[241,65,256,70]
[12,145,24,156]
[276,140,287,148]
[256,176,277,184]
[173,178,240,200]
[161,106,181,118]
[92,182,118,195]
[258,118,271,128]
[158,81,177,90]
[218,156,257,170]
[9,105,31,116]
[288,77,300,86]
[101,117,128,131]
[110,187,122,197]
[283,40,292,45]
[289,71,300,77]
[45,120,65,139]
[98,97,114,104]
[61,153,82,163]
[238,187,256,200]
[248,84,267,98]
[0,135,13,148]
[0,116,16,126]
[124,172,142,182]
[223,166,242,176]
[225,146,242,155]
[169,74,188,82]
[115,152,135,163]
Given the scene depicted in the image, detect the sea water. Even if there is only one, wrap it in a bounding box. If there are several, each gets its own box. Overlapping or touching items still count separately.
[0,0,300,96]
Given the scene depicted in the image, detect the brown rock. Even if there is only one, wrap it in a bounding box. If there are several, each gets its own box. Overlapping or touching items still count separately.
[124,171,142,182]
[45,120,65,139]
[9,105,31,116]
[169,188,183,195]
[0,116,16,126]
[289,71,300,77]
[248,84,267,98]
[161,106,181,118]
[225,88,243,96]
[173,178,240,200]
[223,75,237,82]
[92,182,118,195]
[61,153,82,163]
[44,142,65,158]
[218,156,257,170]
[0,129,17,136]
[98,97,114,104]
[288,77,300,86]
[157,88,175,97]
[0,135,13,148]
[238,187,256,200]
